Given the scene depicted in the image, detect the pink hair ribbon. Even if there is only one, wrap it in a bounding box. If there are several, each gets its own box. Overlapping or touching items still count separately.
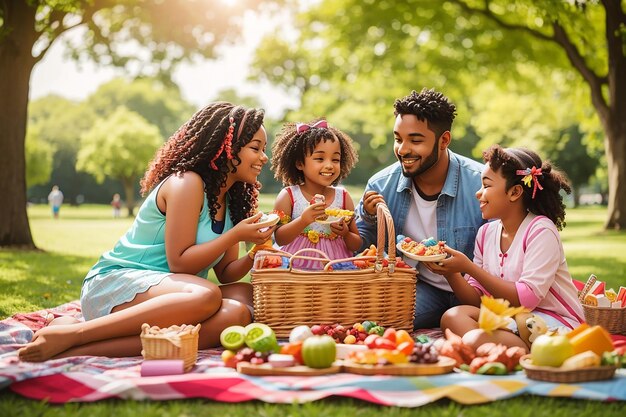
[210,115,235,170]
[296,120,328,134]
[516,166,543,199]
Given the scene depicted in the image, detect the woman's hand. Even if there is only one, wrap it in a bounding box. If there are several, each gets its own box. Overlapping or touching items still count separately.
[363,190,386,216]
[423,245,473,277]
[300,202,326,224]
[231,212,276,245]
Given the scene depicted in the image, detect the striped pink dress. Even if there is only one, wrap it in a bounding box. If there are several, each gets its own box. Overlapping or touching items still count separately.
[279,185,354,270]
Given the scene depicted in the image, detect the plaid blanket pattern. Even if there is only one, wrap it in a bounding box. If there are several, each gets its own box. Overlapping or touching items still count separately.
[1,302,625,406]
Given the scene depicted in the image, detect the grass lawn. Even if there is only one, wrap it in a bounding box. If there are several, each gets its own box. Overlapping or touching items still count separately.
[0,202,624,415]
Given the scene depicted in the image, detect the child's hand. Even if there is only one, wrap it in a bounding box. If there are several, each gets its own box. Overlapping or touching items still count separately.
[233,212,277,245]
[301,202,326,224]
[329,219,349,237]
[363,191,385,216]
[424,245,472,277]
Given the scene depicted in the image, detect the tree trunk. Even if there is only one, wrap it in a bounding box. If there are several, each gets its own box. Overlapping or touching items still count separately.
[600,0,626,230]
[122,177,137,217]
[572,185,579,208]
[603,122,626,230]
[0,2,38,248]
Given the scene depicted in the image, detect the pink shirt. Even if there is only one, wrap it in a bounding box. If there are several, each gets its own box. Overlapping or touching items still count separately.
[466,213,585,328]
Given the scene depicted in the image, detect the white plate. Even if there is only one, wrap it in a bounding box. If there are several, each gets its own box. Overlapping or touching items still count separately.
[255,213,280,228]
[396,242,447,262]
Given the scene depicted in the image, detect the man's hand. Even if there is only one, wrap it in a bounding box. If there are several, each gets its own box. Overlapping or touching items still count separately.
[362,190,386,216]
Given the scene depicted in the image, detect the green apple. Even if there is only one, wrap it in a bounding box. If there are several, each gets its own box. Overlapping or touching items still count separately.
[302,335,336,368]
[531,334,574,367]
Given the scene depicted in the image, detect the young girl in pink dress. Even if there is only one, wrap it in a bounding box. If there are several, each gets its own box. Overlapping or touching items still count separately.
[431,145,584,351]
[271,119,362,269]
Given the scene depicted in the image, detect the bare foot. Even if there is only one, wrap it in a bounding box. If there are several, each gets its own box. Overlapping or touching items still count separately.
[18,324,82,362]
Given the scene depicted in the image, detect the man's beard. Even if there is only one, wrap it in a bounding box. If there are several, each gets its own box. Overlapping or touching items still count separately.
[399,138,439,178]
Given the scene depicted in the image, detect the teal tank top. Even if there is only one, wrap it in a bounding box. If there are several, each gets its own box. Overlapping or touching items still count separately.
[85,179,233,280]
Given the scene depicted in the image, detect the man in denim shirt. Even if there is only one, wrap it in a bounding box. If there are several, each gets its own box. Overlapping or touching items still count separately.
[356,88,485,329]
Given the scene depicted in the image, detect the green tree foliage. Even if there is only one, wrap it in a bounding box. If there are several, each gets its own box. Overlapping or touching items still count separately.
[27,80,195,205]
[252,0,623,229]
[25,126,53,188]
[0,0,276,248]
[547,125,602,207]
[86,78,194,139]
[77,107,162,216]
[26,95,121,204]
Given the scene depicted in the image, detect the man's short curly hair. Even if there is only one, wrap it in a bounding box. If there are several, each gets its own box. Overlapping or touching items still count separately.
[393,88,457,138]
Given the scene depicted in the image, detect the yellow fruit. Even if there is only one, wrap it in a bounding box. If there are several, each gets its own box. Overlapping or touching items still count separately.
[560,351,600,370]
[379,349,409,364]
[221,349,236,363]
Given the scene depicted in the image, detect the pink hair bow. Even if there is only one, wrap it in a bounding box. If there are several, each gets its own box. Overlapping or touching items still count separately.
[296,120,328,134]
[516,166,543,199]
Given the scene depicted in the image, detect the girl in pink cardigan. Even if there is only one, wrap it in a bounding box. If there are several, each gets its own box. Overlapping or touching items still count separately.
[430,145,584,351]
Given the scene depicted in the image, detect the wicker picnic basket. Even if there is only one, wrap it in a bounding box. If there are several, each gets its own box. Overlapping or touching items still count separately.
[140,323,201,372]
[577,275,626,335]
[251,203,417,338]
[520,355,616,383]
[582,305,626,335]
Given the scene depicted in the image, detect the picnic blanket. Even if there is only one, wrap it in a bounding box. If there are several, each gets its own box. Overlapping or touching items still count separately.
[1,302,625,406]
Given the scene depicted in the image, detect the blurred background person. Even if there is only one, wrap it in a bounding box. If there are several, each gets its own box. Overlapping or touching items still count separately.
[47,185,64,219]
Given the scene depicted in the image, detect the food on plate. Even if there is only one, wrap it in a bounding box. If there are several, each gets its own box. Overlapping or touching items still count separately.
[560,351,601,370]
[335,343,368,359]
[301,335,337,368]
[254,212,280,229]
[289,325,314,343]
[530,334,574,367]
[436,328,476,367]
[220,325,247,351]
[321,208,355,223]
[310,194,325,205]
[267,353,296,368]
[309,194,329,222]
[244,323,279,353]
[568,325,614,356]
[398,236,446,257]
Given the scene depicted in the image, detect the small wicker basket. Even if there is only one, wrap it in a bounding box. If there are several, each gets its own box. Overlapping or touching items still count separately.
[251,203,417,338]
[140,323,201,372]
[582,305,626,335]
[578,274,626,335]
[520,355,617,383]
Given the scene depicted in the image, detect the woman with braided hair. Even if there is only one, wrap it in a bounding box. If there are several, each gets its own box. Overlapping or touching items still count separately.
[19,102,273,362]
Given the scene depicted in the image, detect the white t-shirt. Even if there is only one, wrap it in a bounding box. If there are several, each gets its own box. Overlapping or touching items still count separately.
[404,185,451,291]
[48,190,64,207]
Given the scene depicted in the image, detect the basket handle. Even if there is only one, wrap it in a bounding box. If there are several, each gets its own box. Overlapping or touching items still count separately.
[375,203,397,273]
[323,255,378,271]
[288,248,331,270]
[578,274,597,302]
